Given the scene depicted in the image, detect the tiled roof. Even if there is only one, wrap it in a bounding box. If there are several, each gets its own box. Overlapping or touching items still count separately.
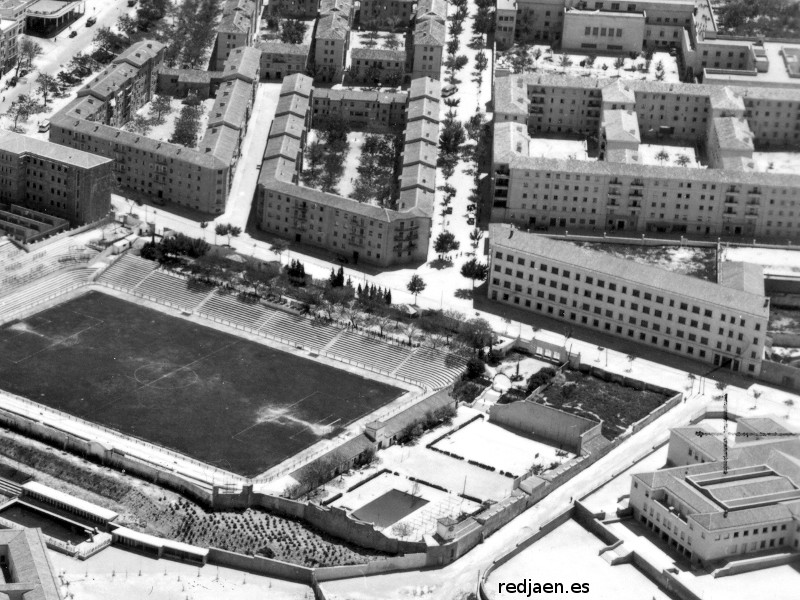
[400,163,436,191]
[351,47,406,62]
[258,41,311,56]
[416,0,447,21]
[489,224,770,316]
[280,73,314,97]
[208,78,252,130]
[402,140,436,167]
[312,87,407,104]
[0,528,61,600]
[413,19,446,46]
[319,0,352,15]
[275,93,310,117]
[264,134,301,161]
[222,46,261,82]
[409,76,441,100]
[0,130,111,169]
[709,85,745,112]
[217,0,255,33]
[114,40,164,68]
[602,79,635,104]
[198,124,240,161]
[269,113,306,139]
[406,97,439,122]
[602,109,640,143]
[712,116,753,151]
[404,118,439,145]
[316,13,350,40]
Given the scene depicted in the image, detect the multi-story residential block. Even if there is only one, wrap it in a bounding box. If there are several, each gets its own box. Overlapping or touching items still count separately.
[491,72,800,238]
[411,19,445,80]
[350,48,406,84]
[50,42,260,214]
[487,224,769,374]
[359,0,414,28]
[315,13,350,81]
[256,74,439,267]
[630,418,800,566]
[212,0,258,71]
[0,16,19,74]
[415,0,447,24]
[311,87,407,130]
[258,41,310,80]
[0,130,112,227]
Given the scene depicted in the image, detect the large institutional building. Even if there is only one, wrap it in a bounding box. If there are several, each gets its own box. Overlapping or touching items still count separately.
[630,417,800,566]
[488,224,769,374]
[256,74,439,267]
[491,72,800,238]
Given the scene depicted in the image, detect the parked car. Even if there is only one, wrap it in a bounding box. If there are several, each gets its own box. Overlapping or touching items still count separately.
[444,207,453,215]
[441,85,458,98]
[69,30,77,38]
[86,16,96,26]
[467,217,475,226]
[466,204,476,211]
[37,120,50,133]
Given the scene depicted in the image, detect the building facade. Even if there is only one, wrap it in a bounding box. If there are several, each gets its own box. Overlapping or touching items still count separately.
[0,130,112,227]
[258,41,310,80]
[487,224,769,374]
[630,418,800,566]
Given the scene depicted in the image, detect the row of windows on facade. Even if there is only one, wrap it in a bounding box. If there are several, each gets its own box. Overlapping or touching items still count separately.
[493,252,759,328]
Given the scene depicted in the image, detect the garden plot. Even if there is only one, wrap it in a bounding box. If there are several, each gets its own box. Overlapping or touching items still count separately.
[123,97,215,148]
[574,243,717,281]
[329,471,480,540]
[349,31,405,52]
[432,419,573,477]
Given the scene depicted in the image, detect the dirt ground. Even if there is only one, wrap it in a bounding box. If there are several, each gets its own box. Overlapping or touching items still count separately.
[0,427,384,567]
[576,243,717,281]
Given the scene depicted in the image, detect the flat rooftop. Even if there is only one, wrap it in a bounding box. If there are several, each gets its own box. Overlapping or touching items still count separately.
[704,43,800,87]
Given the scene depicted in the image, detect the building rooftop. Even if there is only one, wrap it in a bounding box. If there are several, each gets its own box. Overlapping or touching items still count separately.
[316,13,349,40]
[406,97,439,122]
[208,78,252,130]
[312,87,407,104]
[712,117,753,152]
[269,113,306,139]
[257,41,311,55]
[416,0,447,21]
[409,76,441,100]
[0,528,61,600]
[217,0,255,34]
[114,39,165,69]
[602,79,636,104]
[489,224,770,317]
[319,0,351,15]
[717,262,765,297]
[23,481,119,522]
[602,109,640,144]
[280,73,313,98]
[222,45,261,83]
[413,18,446,46]
[351,47,406,62]
[0,129,111,169]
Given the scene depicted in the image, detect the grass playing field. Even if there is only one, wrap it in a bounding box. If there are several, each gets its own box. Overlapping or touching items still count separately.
[0,291,403,477]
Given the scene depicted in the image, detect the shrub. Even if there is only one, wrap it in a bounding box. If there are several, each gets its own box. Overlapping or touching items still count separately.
[452,380,484,403]
[465,357,485,379]
[526,367,557,393]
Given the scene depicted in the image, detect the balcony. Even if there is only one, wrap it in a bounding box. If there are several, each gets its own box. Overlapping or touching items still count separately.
[724,197,737,205]
[495,177,509,187]
[608,188,621,196]
[631,179,645,187]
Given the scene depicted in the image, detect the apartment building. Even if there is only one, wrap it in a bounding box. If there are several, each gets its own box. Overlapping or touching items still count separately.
[258,41,310,80]
[50,42,260,214]
[315,13,350,81]
[0,130,112,227]
[487,224,769,373]
[256,74,439,267]
[0,16,19,74]
[311,87,407,130]
[630,418,800,566]
[359,0,414,28]
[411,19,445,79]
[350,48,406,85]
[491,73,800,238]
[212,0,258,70]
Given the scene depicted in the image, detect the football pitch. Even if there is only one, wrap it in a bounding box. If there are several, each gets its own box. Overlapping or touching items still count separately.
[0,291,403,477]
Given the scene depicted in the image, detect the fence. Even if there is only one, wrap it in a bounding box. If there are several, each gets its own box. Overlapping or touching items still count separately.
[0,279,89,325]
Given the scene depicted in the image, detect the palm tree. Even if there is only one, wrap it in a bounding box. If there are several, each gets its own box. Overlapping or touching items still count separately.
[214,223,227,245]
[675,154,691,167]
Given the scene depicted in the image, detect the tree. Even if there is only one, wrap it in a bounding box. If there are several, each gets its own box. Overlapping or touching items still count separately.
[36,72,57,108]
[149,95,172,124]
[280,19,307,44]
[127,114,152,134]
[474,51,488,73]
[457,318,495,354]
[214,222,227,245]
[271,239,289,263]
[613,56,626,75]
[434,231,460,258]
[406,274,426,305]
[384,34,401,50]
[117,14,137,37]
[401,321,419,345]
[460,258,488,288]
[675,154,691,167]
[5,95,36,131]
[655,150,670,164]
[286,259,306,285]
[17,37,42,76]
[226,224,241,246]
[558,54,573,70]
[465,356,485,379]
[469,228,484,251]
[169,104,201,147]
[94,27,125,52]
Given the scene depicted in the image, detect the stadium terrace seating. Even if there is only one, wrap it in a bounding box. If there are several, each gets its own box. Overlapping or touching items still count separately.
[261,311,340,349]
[134,271,215,312]
[200,292,276,329]
[97,254,157,289]
[0,268,94,323]
[396,347,467,389]
[328,330,413,374]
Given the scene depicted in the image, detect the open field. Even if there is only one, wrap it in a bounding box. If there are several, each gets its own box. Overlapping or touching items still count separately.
[485,518,672,600]
[536,369,671,439]
[0,291,402,477]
